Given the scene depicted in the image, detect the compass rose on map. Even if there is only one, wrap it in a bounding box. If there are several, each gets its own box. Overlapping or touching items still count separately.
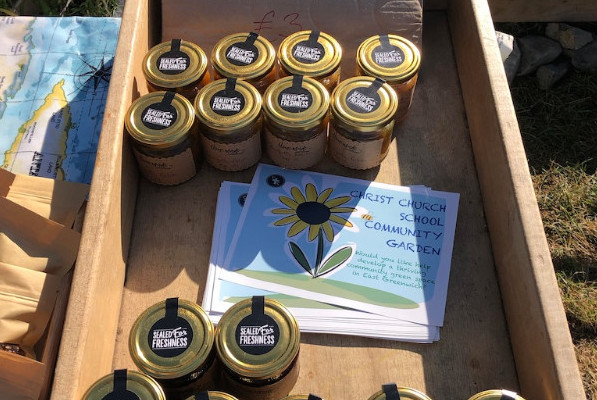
[73,55,114,93]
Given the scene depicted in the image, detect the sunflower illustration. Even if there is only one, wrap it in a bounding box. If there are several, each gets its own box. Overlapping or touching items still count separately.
[272,183,356,277]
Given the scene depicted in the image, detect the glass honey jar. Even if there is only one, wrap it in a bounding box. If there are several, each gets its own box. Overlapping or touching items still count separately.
[329,76,398,170]
[129,298,217,400]
[194,78,263,172]
[262,75,329,169]
[211,32,276,94]
[143,39,210,101]
[467,390,526,400]
[367,383,432,400]
[356,34,420,122]
[278,30,342,92]
[125,91,201,186]
[184,391,239,400]
[215,296,300,400]
[82,369,166,400]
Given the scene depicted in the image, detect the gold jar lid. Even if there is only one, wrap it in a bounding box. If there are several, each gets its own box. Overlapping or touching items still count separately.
[212,32,275,80]
[278,30,342,79]
[356,34,420,84]
[194,77,262,131]
[263,75,329,130]
[216,296,300,381]
[467,390,526,400]
[143,39,208,88]
[331,76,398,132]
[367,384,432,400]
[82,369,166,400]
[129,298,215,380]
[184,391,239,400]
[125,91,195,149]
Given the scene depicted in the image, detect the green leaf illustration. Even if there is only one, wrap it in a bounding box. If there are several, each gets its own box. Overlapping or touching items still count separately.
[315,246,353,277]
[314,230,325,276]
[289,242,313,276]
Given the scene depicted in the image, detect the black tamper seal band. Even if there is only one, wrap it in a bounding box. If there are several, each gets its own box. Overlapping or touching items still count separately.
[161,91,176,106]
[251,295,265,316]
[113,369,128,393]
[368,77,385,92]
[246,32,259,45]
[165,297,179,318]
[225,77,237,95]
[382,383,401,400]
[194,392,210,400]
[292,74,304,89]
[379,34,392,50]
[171,38,181,52]
[307,30,321,46]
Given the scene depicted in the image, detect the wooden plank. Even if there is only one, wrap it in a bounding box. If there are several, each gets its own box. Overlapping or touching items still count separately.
[0,352,46,400]
[447,0,586,399]
[48,0,147,397]
[109,11,519,400]
[488,0,597,22]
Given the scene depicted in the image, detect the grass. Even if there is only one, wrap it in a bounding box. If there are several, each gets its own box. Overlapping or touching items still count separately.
[498,22,597,400]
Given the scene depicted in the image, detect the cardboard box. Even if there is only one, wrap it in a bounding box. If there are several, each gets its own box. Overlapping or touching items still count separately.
[49,0,586,399]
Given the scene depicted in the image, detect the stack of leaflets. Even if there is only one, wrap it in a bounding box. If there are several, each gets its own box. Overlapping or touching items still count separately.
[203,164,460,342]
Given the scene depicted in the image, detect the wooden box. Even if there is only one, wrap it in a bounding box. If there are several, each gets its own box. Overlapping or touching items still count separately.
[49,0,586,399]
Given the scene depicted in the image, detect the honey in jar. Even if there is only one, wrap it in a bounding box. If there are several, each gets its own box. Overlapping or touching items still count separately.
[215,296,300,400]
[82,369,166,400]
[211,32,276,94]
[143,39,210,101]
[125,91,201,185]
[129,298,217,400]
[329,76,398,170]
[356,34,420,122]
[262,75,329,169]
[367,383,432,400]
[278,30,342,92]
[194,78,263,172]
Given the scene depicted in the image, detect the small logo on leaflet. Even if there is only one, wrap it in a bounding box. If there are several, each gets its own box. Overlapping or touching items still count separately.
[158,57,188,71]
[238,324,276,346]
[151,327,188,350]
[226,46,256,65]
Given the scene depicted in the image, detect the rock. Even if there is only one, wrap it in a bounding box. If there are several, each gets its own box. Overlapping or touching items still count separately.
[545,23,594,49]
[545,23,560,41]
[518,35,562,76]
[570,40,597,72]
[559,24,594,50]
[536,60,570,89]
[495,31,521,84]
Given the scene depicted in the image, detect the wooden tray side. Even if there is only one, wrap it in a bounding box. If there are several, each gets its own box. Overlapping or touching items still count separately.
[49,0,149,397]
[488,0,597,22]
[447,1,586,399]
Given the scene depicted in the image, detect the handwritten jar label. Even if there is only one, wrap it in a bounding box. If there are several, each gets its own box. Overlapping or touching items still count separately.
[133,147,196,185]
[265,128,326,170]
[201,133,261,172]
[329,127,387,170]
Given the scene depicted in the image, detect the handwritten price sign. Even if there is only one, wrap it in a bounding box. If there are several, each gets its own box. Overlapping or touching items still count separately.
[253,9,303,43]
